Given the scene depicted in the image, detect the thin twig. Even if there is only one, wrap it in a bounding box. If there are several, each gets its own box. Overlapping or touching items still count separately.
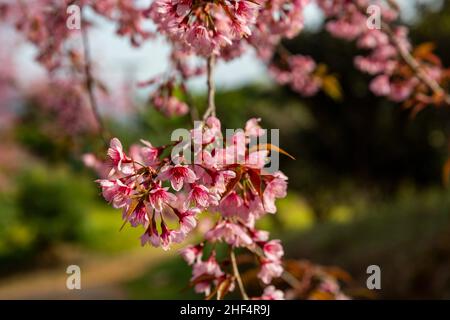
[281,270,302,289]
[203,54,216,120]
[81,20,110,144]
[230,249,249,300]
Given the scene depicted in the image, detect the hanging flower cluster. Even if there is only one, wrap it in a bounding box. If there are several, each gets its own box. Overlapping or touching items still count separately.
[250,0,310,61]
[269,54,322,96]
[30,79,97,135]
[94,116,288,298]
[146,0,260,56]
[317,0,450,108]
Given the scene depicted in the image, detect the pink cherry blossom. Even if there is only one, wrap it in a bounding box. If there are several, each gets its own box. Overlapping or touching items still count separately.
[186,184,217,209]
[151,94,189,117]
[370,74,392,97]
[179,244,203,265]
[263,171,288,214]
[255,285,285,300]
[158,164,197,191]
[218,191,243,217]
[160,221,185,250]
[251,229,270,242]
[107,138,133,176]
[270,55,322,96]
[97,179,132,208]
[126,202,149,227]
[245,118,264,137]
[263,240,284,261]
[191,255,224,296]
[258,259,284,284]
[205,220,253,247]
[149,187,177,212]
[134,140,161,167]
[141,218,161,247]
[177,209,200,233]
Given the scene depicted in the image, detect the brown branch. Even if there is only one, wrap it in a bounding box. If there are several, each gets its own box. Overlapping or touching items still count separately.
[281,269,302,289]
[381,22,450,105]
[81,20,110,144]
[230,249,249,300]
[203,54,217,120]
[357,2,450,105]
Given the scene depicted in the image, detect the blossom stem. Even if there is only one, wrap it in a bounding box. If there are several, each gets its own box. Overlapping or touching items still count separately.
[81,19,110,144]
[281,270,302,289]
[203,54,217,120]
[230,249,249,300]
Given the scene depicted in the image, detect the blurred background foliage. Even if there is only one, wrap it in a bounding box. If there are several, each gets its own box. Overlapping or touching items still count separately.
[1,0,450,299]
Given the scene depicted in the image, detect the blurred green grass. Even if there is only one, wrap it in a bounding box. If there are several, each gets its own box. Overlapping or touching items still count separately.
[125,257,199,300]
[122,187,450,299]
[80,205,144,254]
[2,161,450,299]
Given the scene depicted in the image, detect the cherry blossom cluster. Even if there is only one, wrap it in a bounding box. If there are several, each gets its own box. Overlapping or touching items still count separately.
[146,0,260,57]
[5,0,446,119]
[180,240,285,299]
[2,0,151,132]
[249,0,310,61]
[269,54,322,96]
[3,0,80,71]
[94,116,288,298]
[30,79,97,135]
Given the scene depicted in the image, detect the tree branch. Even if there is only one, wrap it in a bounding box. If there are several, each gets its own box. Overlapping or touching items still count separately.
[356,2,450,105]
[381,21,450,105]
[81,20,110,143]
[230,249,249,300]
